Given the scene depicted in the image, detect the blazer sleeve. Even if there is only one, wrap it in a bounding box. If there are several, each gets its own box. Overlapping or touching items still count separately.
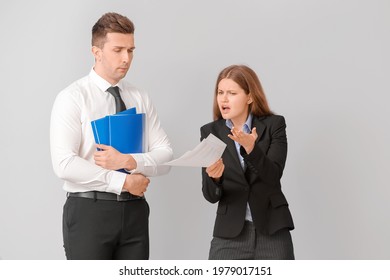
[240,115,287,185]
[200,126,223,203]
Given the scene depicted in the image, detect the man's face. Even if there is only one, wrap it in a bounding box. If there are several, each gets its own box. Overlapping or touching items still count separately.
[93,32,135,85]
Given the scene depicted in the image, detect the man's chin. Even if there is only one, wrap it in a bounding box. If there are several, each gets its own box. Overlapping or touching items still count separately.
[116,72,127,80]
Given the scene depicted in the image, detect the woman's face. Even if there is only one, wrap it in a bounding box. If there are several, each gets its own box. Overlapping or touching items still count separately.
[217,78,252,127]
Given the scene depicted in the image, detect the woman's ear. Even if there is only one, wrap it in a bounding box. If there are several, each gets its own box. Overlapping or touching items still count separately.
[247,94,253,104]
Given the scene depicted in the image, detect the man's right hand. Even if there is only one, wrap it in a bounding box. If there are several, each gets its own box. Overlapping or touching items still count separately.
[123,174,150,196]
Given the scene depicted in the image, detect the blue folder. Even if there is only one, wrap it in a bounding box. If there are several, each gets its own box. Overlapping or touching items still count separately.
[91,107,145,172]
[91,116,109,147]
[117,107,137,115]
[108,113,145,154]
[91,107,139,147]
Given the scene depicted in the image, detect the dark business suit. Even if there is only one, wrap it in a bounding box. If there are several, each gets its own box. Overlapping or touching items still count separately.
[201,114,294,259]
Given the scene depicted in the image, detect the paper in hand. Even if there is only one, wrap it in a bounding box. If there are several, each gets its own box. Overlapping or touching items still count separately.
[164,133,226,167]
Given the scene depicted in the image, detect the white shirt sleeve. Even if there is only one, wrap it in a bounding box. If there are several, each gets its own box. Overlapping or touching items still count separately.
[130,91,173,176]
[50,89,125,195]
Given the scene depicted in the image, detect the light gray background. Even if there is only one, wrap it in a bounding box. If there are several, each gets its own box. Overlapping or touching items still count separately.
[0,0,389,260]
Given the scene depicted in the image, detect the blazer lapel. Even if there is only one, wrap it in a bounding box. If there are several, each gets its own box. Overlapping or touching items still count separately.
[252,116,267,144]
[216,120,245,174]
[214,117,267,176]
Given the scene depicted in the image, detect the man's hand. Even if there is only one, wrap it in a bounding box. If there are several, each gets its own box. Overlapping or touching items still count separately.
[228,127,258,154]
[123,174,150,196]
[206,158,225,182]
[94,144,137,170]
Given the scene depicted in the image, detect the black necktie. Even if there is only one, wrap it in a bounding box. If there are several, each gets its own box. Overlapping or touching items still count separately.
[107,86,126,113]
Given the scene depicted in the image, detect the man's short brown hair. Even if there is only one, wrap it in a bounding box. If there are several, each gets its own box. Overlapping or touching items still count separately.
[92,12,135,48]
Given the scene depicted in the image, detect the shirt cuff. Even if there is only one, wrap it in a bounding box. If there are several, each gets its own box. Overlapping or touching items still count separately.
[128,153,145,174]
[105,171,127,195]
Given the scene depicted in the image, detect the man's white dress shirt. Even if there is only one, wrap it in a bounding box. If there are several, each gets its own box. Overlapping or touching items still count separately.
[50,69,173,195]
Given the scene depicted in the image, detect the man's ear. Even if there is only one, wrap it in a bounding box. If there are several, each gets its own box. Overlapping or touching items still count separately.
[92,46,101,62]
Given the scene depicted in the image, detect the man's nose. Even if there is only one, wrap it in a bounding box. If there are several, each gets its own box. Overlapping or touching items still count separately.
[122,52,131,63]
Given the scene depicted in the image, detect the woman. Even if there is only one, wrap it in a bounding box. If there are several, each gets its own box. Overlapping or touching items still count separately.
[201,65,295,260]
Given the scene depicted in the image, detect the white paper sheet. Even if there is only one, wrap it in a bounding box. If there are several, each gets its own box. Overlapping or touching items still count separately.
[163,133,227,167]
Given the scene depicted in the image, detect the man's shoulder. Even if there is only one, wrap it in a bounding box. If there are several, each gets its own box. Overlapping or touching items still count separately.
[59,75,91,96]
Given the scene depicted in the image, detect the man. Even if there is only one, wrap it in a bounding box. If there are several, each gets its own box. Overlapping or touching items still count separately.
[50,12,172,260]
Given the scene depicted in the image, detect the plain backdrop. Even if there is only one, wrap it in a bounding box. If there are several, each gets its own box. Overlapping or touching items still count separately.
[0,0,389,260]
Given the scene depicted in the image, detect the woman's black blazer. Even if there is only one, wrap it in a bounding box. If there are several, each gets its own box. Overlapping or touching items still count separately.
[201,114,294,238]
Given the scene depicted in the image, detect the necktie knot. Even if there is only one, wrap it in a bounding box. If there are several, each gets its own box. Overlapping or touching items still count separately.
[107,86,121,98]
[107,86,126,113]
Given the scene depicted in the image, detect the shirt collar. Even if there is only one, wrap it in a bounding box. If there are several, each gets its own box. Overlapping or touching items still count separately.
[226,113,253,132]
[89,68,124,93]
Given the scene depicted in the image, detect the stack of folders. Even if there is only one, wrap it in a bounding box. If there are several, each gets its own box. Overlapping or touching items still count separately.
[91,107,145,154]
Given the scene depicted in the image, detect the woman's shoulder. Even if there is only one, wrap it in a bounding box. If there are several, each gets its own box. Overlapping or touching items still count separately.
[255,114,286,124]
[200,119,225,131]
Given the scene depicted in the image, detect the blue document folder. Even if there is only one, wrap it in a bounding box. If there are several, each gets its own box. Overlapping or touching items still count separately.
[91,107,145,153]
[117,107,137,115]
[91,116,109,147]
[108,113,145,153]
